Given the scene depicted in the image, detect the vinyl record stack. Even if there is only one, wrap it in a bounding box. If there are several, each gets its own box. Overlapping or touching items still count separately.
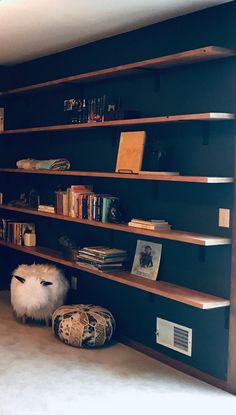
[76,246,128,272]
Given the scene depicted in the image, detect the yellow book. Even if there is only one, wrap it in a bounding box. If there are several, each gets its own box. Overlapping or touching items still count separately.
[115,131,146,174]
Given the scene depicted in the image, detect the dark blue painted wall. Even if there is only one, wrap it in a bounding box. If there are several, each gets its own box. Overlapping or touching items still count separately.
[0,1,236,379]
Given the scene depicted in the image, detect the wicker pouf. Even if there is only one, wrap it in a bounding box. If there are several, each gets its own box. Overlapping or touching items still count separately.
[52,304,116,348]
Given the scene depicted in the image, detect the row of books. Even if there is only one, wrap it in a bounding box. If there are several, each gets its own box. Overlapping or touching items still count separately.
[76,246,128,272]
[128,218,172,231]
[54,185,119,222]
[0,219,35,245]
[64,95,122,124]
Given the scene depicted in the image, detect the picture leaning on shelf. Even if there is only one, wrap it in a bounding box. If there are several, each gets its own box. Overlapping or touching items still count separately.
[131,239,162,280]
[115,130,179,176]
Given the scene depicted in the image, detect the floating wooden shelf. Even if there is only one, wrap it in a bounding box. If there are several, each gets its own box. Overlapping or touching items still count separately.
[0,46,235,96]
[0,113,234,135]
[0,240,230,309]
[0,168,233,183]
[0,204,231,246]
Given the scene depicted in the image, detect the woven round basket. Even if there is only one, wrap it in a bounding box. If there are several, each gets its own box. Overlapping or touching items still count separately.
[52,304,116,348]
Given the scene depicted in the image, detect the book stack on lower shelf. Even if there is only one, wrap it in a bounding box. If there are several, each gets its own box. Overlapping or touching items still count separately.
[128,218,171,231]
[0,218,35,246]
[76,246,128,272]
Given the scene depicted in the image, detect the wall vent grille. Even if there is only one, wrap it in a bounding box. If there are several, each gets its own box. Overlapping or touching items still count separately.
[156,318,192,356]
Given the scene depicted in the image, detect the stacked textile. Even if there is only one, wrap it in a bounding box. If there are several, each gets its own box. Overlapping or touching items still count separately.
[16,158,70,171]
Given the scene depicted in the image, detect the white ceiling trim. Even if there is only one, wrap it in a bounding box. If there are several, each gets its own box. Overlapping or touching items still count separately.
[0,0,232,65]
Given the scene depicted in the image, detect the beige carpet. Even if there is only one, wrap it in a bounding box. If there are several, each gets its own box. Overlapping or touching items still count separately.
[0,291,235,415]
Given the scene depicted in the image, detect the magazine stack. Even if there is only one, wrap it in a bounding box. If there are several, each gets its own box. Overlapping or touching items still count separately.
[76,246,128,272]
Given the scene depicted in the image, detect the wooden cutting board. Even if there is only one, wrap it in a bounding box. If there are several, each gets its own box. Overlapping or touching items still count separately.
[115,131,146,173]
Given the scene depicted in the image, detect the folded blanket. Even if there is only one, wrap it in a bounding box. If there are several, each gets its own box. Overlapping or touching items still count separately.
[16,158,71,171]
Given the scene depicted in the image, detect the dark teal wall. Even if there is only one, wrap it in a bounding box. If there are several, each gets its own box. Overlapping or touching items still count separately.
[0,66,8,90]
[0,1,236,379]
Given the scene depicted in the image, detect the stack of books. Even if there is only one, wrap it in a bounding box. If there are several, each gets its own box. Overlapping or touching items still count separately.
[6,222,35,245]
[55,184,119,223]
[76,246,128,272]
[128,218,171,231]
[38,204,55,214]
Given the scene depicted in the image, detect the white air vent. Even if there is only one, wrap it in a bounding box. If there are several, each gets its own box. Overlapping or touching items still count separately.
[156,318,192,356]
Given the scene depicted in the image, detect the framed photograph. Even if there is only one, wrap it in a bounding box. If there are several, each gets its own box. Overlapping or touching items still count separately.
[131,239,162,280]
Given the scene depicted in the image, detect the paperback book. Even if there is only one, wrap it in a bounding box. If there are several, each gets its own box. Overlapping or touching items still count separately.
[128,218,171,231]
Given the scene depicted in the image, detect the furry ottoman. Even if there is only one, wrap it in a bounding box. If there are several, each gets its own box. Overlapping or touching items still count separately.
[11,263,69,325]
[52,304,116,348]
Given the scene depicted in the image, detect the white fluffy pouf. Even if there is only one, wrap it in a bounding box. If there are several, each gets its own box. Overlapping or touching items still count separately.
[11,263,69,325]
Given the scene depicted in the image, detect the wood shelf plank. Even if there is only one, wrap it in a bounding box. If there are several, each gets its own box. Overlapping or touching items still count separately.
[0,46,235,96]
[0,168,233,183]
[0,204,231,246]
[0,113,234,135]
[0,240,230,309]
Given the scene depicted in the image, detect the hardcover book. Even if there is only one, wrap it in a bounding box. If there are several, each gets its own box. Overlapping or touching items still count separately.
[115,131,146,174]
[131,239,162,280]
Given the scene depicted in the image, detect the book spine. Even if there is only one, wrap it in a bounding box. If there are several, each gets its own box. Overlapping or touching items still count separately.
[78,194,82,219]
[62,192,68,216]
[96,196,102,221]
[14,223,17,244]
[101,197,112,223]
[70,191,76,217]
[55,191,59,214]
[16,223,20,245]
[92,196,97,221]
[59,191,63,215]
[82,195,88,219]
[67,188,71,216]
[19,223,23,245]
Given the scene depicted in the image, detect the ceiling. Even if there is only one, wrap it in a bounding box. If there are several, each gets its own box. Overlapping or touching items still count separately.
[0,0,232,66]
